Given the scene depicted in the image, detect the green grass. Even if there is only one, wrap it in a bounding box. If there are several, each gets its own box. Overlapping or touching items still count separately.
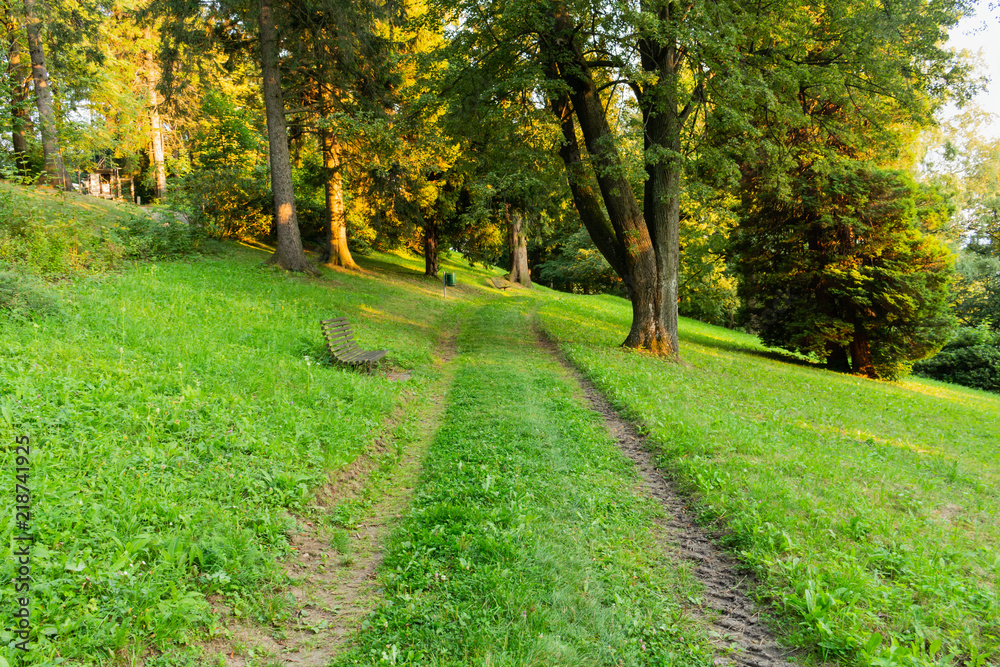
[0,181,200,275]
[0,243,496,664]
[4,179,998,666]
[334,298,714,667]
[537,293,1000,667]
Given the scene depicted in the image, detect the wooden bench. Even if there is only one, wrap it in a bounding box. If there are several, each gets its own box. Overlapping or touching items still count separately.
[320,317,387,369]
[490,276,511,291]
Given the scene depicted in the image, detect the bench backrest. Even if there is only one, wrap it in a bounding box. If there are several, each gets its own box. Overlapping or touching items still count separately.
[321,317,361,360]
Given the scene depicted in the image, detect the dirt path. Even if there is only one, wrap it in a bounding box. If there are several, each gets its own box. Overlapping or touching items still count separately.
[536,329,802,667]
[205,327,460,666]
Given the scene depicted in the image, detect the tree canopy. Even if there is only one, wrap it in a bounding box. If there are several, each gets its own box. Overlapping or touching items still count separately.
[0,0,992,374]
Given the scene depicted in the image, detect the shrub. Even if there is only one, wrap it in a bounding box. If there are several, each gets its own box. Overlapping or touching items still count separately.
[536,228,625,295]
[172,165,273,241]
[912,327,1000,393]
[0,270,61,320]
[117,211,203,260]
[0,184,201,275]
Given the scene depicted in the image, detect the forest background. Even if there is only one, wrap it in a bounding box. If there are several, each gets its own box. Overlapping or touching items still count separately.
[1,0,1000,388]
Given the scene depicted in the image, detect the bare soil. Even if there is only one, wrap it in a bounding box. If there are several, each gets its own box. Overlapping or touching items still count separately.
[202,326,460,666]
[536,328,802,667]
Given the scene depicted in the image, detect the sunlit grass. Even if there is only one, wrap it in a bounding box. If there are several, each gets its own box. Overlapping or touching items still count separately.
[0,243,493,664]
[538,292,1000,666]
[0,181,142,227]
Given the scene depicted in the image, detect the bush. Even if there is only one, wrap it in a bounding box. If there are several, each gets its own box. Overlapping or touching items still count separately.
[174,165,273,241]
[536,228,625,295]
[0,185,201,275]
[118,211,203,260]
[0,270,61,320]
[912,327,1000,393]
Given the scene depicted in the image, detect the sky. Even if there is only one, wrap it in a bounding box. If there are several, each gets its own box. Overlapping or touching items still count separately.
[944,2,1000,138]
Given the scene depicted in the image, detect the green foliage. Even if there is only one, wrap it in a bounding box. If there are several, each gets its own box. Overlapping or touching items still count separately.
[949,249,1000,330]
[335,300,714,666]
[538,293,1000,666]
[172,89,272,241]
[912,327,1000,393]
[536,198,740,327]
[176,165,273,241]
[119,211,204,260]
[536,227,624,295]
[0,182,200,274]
[678,194,740,328]
[917,111,1000,332]
[0,270,61,321]
[733,161,955,378]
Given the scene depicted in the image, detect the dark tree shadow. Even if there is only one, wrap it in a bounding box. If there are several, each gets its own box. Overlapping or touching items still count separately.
[681,329,828,371]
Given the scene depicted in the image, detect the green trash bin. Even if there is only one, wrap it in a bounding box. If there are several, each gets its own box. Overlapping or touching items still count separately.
[444,272,457,286]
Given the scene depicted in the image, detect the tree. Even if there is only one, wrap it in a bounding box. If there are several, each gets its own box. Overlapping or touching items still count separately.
[919,107,1000,329]
[22,0,69,188]
[3,5,32,176]
[733,161,955,379]
[152,0,312,270]
[505,205,531,286]
[145,26,167,200]
[951,252,1000,328]
[542,14,675,353]
[278,0,400,270]
[258,0,312,271]
[441,0,967,355]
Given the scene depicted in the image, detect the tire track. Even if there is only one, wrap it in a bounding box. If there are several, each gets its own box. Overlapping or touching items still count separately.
[205,325,461,666]
[536,329,802,667]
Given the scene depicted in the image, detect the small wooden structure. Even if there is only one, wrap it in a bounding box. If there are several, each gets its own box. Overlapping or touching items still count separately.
[490,276,512,291]
[321,317,387,369]
[78,165,134,202]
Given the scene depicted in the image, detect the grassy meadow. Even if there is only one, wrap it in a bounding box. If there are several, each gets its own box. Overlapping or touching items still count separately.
[0,235,495,663]
[1,183,998,666]
[538,294,1000,666]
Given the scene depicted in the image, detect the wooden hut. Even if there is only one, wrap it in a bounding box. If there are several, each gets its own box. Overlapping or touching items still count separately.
[78,163,134,202]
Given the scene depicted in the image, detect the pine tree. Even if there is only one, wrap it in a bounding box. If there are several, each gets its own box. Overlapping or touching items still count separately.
[733,160,955,379]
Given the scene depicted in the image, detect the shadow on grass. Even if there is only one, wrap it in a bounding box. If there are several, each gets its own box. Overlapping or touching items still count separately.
[357,253,425,277]
[681,329,827,371]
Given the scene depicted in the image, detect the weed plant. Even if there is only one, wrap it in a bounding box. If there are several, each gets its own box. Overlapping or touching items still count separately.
[0,245,490,663]
[538,294,1000,666]
[335,300,714,667]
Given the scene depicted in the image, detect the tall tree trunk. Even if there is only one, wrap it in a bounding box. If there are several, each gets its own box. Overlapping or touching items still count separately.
[850,323,877,378]
[543,9,667,352]
[424,219,439,277]
[144,28,167,201]
[643,109,681,357]
[258,0,313,272]
[549,88,626,279]
[23,0,68,190]
[506,207,532,287]
[4,12,31,176]
[320,125,359,269]
[638,0,693,358]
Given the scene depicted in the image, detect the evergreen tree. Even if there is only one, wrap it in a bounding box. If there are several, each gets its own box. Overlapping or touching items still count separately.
[22,0,69,188]
[733,160,955,379]
[258,0,313,272]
